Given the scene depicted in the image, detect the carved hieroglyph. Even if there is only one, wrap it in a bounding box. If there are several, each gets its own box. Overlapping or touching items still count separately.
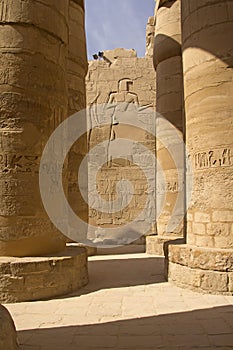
[182,0,233,251]
[86,48,156,244]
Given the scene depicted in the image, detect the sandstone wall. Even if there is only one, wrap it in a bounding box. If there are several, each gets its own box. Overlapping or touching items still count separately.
[86,48,156,245]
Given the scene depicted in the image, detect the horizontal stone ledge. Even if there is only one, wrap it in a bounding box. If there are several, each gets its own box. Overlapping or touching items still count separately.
[168,244,233,272]
[146,235,184,256]
[0,246,88,303]
[168,261,233,295]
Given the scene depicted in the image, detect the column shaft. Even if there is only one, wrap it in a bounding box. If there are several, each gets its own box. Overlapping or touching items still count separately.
[0,0,69,256]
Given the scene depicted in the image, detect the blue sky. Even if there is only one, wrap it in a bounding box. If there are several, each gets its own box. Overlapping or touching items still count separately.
[85,0,155,60]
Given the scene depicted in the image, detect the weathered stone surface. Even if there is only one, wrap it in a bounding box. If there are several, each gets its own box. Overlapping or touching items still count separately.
[167,243,233,294]
[146,16,155,58]
[103,48,137,61]
[168,261,232,295]
[0,0,70,257]
[229,272,233,292]
[67,0,88,235]
[0,0,89,318]
[146,235,184,256]
[153,0,185,246]
[182,0,233,249]
[0,246,88,303]
[70,243,97,256]
[154,0,182,67]
[86,47,156,245]
[154,0,233,295]
[0,304,18,350]
[169,244,233,272]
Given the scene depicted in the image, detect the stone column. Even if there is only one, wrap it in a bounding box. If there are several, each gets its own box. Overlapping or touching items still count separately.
[0,0,69,257]
[147,0,185,255]
[168,0,233,294]
[67,0,89,235]
[0,0,88,302]
[67,0,87,116]
[0,305,18,350]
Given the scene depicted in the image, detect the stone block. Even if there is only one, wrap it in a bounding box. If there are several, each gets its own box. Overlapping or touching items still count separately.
[146,236,164,256]
[168,261,231,295]
[206,223,229,237]
[169,244,233,272]
[195,235,213,247]
[192,223,206,235]
[187,212,193,221]
[214,235,233,249]
[146,235,184,256]
[168,244,233,294]
[229,272,233,292]
[0,246,88,303]
[194,212,210,223]
[213,211,233,222]
[199,271,228,293]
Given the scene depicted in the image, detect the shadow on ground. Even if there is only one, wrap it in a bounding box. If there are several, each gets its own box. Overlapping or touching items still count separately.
[67,256,166,297]
[18,305,233,350]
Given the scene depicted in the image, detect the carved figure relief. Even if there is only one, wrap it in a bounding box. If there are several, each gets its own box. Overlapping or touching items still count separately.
[86,54,156,230]
[106,79,139,142]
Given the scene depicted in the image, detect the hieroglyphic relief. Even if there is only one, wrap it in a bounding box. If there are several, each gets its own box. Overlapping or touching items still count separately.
[106,78,139,142]
[194,147,232,169]
[157,179,183,193]
[0,0,8,22]
[0,154,39,173]
[69,94,86,114]
[86,49,156,238]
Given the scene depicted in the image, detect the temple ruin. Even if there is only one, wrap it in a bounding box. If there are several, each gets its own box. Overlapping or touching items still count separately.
[0,0,232,348]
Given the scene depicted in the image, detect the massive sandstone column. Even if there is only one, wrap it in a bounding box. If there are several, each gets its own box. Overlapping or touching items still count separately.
[67,0,89,236]
[0,0,69,256]
[0,305,18,350]
[168,0,233,294]
[0,0,88,302]
[147,0,185,255]
[67,0,87,117]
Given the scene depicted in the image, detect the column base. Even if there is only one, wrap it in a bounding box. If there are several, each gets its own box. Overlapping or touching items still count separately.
[0,246,88,303]
[167,244,233,295]
[0,305,18,349]
[146,235,184,256]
